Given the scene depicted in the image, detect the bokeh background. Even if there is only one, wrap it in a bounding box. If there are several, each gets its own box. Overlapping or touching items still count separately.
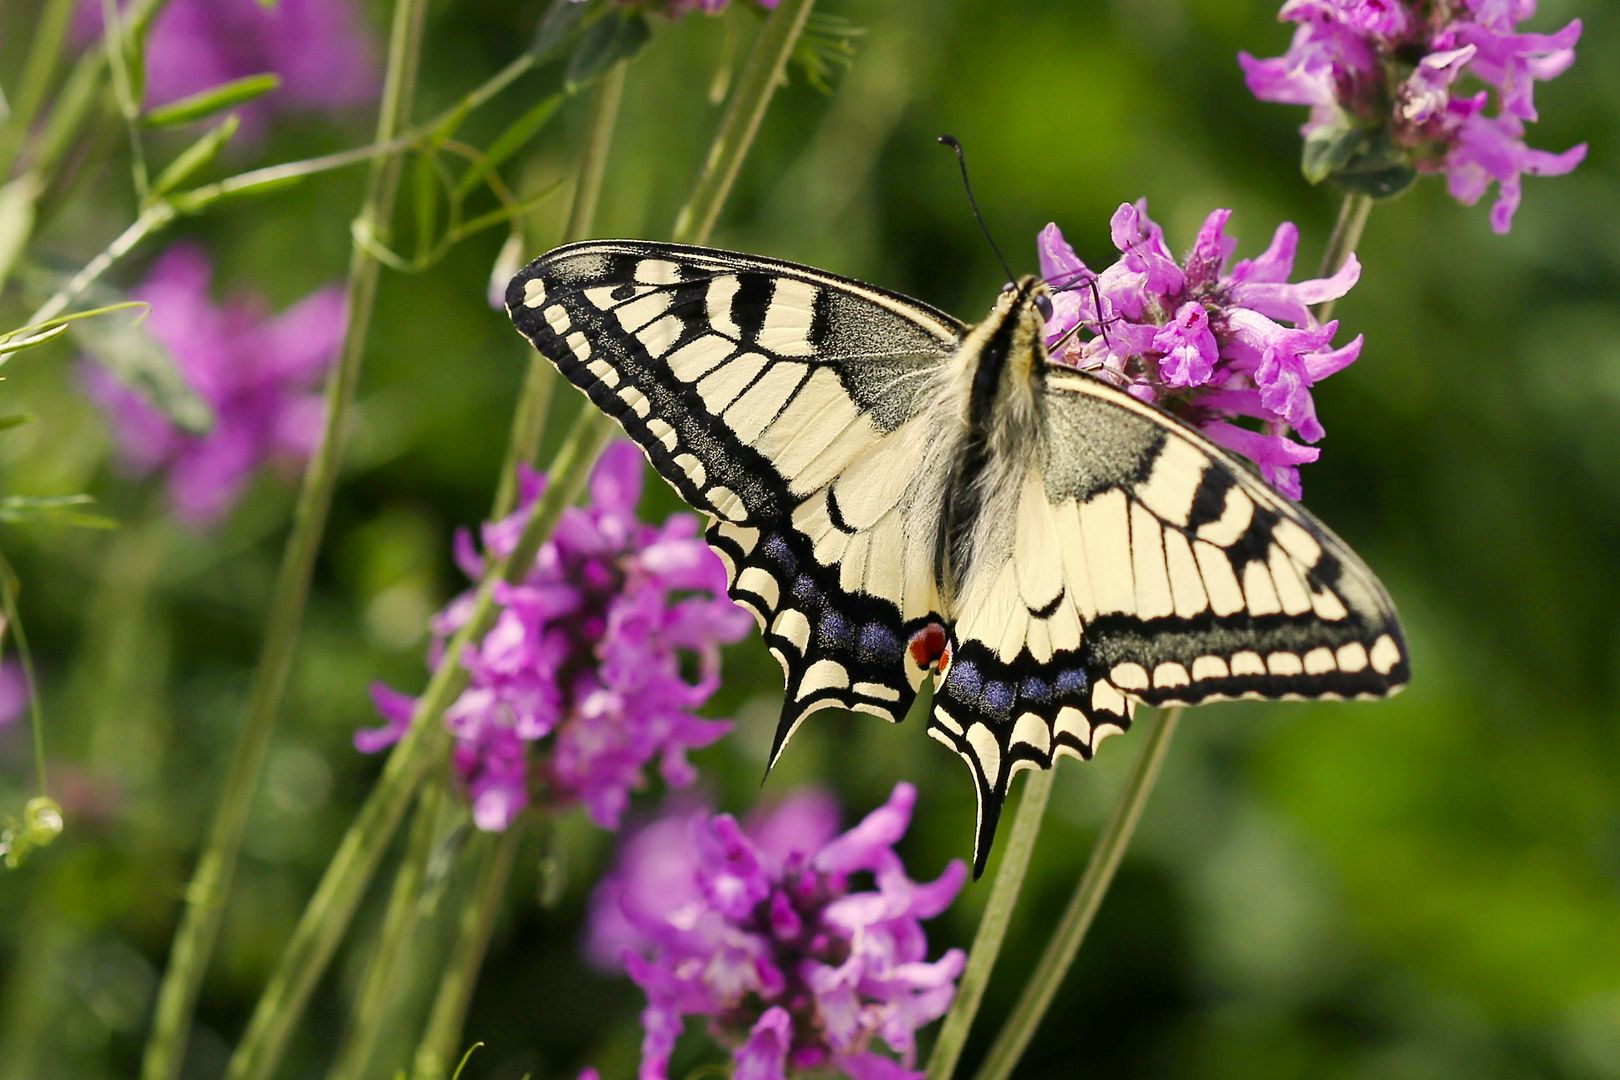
[1,0,1617,1077]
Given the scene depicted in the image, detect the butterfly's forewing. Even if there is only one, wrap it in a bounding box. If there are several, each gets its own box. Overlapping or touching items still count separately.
[932,367,1409,872]
[507,241,964,756]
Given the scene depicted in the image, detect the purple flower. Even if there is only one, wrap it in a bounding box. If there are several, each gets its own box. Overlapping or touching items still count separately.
[588,784,966,1080]
[1040,204,1364,498]
[81,244,346,526]
[1240,0,1584,231]
[359,444,753,832]
[76,0,378,138]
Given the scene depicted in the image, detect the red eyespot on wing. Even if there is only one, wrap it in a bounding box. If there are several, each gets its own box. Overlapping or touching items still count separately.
[908,623,949,673]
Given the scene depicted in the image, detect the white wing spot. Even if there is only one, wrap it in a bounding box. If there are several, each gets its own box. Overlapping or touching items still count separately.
[1266,651,1304,677]
[855,681,901,703]
[1370,634,1401,675]
[737,566,780,609]
[1191,655,1228,681]
[1336,641,1369,673]
[1111,662,1149,691]
[1152,662,1190,690]
[1012,712,1050,755]
[798,659,850,699]
[1303,647,1336,674]
[521,278,546,308]
[1056,705,1091,745]
[966,724,1004,791]
[772,609,812,653]
[1231,650,1266,677]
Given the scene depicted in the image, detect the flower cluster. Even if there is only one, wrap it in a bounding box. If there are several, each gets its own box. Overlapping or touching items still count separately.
[588,784,966,1080]
[359,443,752,832]
[76,0,377,137]
[1040,203,1364,498]
[81,244,347,525]
[1240,0,1584,232]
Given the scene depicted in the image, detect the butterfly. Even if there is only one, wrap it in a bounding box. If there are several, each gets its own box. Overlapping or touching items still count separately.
[506,240,1409,875]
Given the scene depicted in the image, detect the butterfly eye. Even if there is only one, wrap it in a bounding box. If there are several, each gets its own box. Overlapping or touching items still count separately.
[1034,292,1054,322]
[1000,281,1016,294]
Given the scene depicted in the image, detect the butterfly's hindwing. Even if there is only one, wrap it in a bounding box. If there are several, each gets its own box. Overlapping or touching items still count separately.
[932,369,1409,874]
[507,241,963,757]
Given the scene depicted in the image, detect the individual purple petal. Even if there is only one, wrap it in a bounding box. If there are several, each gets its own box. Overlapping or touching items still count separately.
[1151,303,1220,388]
[733,1007,792,1080]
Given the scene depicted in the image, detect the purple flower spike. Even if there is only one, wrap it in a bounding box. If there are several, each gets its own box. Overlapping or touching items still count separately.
[1039,205,1364,496]
[1240,0,1584,230]
[589,784,966,1079]
[81,244,347,526]
[359,444,752,833]
[75,0,378,139]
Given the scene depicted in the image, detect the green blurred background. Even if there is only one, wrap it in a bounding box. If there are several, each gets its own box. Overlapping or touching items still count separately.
[1,0,1617,1077]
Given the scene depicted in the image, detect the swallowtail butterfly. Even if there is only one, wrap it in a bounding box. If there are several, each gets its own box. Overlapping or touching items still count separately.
[506,241,1409,875]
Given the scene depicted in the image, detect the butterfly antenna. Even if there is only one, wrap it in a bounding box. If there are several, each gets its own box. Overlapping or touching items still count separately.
[938,135,1017,287]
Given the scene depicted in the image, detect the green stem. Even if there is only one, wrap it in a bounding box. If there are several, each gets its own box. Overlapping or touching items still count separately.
[139,3,430,1079]
[673,0,817,245]
[924,769,1055,1080]
[24,0,171,179]
[326,784,449,1080]
[329,64,628,1079]
[0,0,76,178]
[224,8,812,1071]
[971,707,1183,1080]
[1312,191,1373,325]
[410,830,521,1080]
[225,415,615,1080]
[20,200,175,329]
[492,61,626,515]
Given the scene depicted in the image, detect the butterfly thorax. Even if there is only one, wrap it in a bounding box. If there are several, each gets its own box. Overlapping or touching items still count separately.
[935,278,1051,608]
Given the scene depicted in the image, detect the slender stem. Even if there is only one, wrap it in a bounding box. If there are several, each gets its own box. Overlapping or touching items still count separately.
[1312,191,1373,325]
[925,769,1055,1080]
[410,830,520,1080]
[971,707,1183,1080]
[138,4,430,1079]
[98,0,149,200]
[225,415,615,1080]
[19,201,175,330]
[0,0,76,177]
[492,61,625,515]
[326,784,448,1080]
[329,65,628,1078]
[225,10,812,1070]
[673,0,817,245]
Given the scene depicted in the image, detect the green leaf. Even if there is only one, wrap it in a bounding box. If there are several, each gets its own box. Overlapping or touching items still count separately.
[1301,118,1363,186]
[412,150,440,265]
[169,173,302,214]
[64,289,213,433]
[566,11,652,91]
[1332,160,1419,200]
[452,92,565,201]
[532,0,590,62]
[141,73,280,128]
[0,495,117,529]
[0,302,150,363]
[149,115,240,199]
